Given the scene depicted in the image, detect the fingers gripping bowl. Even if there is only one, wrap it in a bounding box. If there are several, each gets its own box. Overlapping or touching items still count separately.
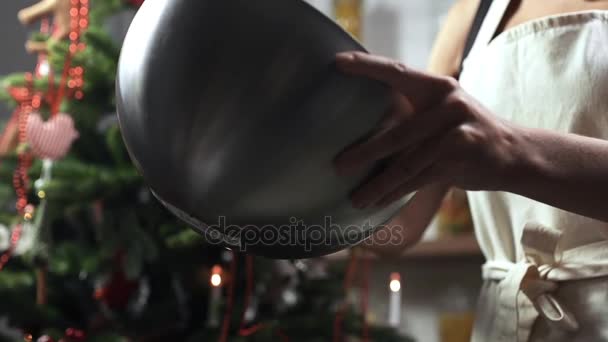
[116,0,414,259]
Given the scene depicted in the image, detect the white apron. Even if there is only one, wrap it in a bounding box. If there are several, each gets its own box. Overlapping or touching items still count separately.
[458,1,608,341]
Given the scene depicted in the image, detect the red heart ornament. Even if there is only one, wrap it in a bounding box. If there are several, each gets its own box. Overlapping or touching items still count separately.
[26,113,79,160]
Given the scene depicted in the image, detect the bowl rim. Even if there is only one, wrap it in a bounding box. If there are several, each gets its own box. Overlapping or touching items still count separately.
[294,0,368,53]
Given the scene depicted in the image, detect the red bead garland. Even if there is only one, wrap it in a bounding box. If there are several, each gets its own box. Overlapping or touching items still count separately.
[0,71,35,271]
[237,256,279,339]
[53,0,88,114]
[0,0,89,271]
[333,249,372,342]
[64,327,86,341]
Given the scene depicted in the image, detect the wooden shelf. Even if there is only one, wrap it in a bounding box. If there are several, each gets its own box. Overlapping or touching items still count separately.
[325,234,482,261]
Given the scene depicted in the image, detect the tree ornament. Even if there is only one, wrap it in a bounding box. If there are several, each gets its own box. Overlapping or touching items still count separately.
[117,0,413,259]
[37,335,54,342]
[94,252,140,312]
[17,0,89,108]
[94,269,140,311]
[26,113,79,160]
[18,0,71,53]
[34,159,54,192]
[64,328,86,342]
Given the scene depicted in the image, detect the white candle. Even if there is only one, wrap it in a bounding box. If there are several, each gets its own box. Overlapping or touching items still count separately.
[207,265,223,328]
[388,272,401,328]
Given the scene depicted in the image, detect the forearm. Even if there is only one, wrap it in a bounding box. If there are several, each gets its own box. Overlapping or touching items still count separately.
[506,125,608,222]
[364,183,449,257]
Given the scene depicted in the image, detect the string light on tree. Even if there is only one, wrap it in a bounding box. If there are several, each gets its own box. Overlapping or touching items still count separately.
[23,204,35,221]
[388,272,402,328]
[207,265,223,328]
[38,60,50,77]
[390,273,401,292]
[211,265,222,287]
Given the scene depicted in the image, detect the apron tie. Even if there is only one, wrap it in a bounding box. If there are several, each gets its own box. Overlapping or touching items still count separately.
[483,222,580,341]
[518,264,578,332]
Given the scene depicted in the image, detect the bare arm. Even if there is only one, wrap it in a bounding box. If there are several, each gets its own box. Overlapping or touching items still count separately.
[363,0,479,256]
[363,183,448,258]
[333,53,608,223]
[427,0,480,77]
[506,127,608,221]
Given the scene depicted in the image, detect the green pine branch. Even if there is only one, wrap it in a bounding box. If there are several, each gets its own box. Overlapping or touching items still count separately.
[88,0,130,26]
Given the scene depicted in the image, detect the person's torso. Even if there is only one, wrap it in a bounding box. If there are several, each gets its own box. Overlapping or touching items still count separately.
[460,9,608,264]
[455,2,608,340]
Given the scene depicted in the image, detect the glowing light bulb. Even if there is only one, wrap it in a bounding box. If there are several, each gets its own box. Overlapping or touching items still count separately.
[210,265,223,287]
[389,273,401,292]
[211,273,222,287]
[38,61,50,76]
[388,272,402,327]
[389,279,401,292]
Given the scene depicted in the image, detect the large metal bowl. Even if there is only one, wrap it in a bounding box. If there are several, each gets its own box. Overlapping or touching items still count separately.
[116,0,413,259]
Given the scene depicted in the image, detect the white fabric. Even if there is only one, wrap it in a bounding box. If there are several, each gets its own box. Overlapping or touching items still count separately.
[459,2,608,341]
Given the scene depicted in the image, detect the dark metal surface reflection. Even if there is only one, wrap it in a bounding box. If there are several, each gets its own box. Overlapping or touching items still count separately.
[116,0,413,259]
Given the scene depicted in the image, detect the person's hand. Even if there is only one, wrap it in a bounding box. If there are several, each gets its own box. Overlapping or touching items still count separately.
[334,52,527,209]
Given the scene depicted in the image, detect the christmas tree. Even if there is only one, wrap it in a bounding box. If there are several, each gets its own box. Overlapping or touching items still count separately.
[0,0,413,341]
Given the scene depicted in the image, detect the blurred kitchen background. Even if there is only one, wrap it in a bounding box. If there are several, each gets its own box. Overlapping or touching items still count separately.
[301,2,484,341]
